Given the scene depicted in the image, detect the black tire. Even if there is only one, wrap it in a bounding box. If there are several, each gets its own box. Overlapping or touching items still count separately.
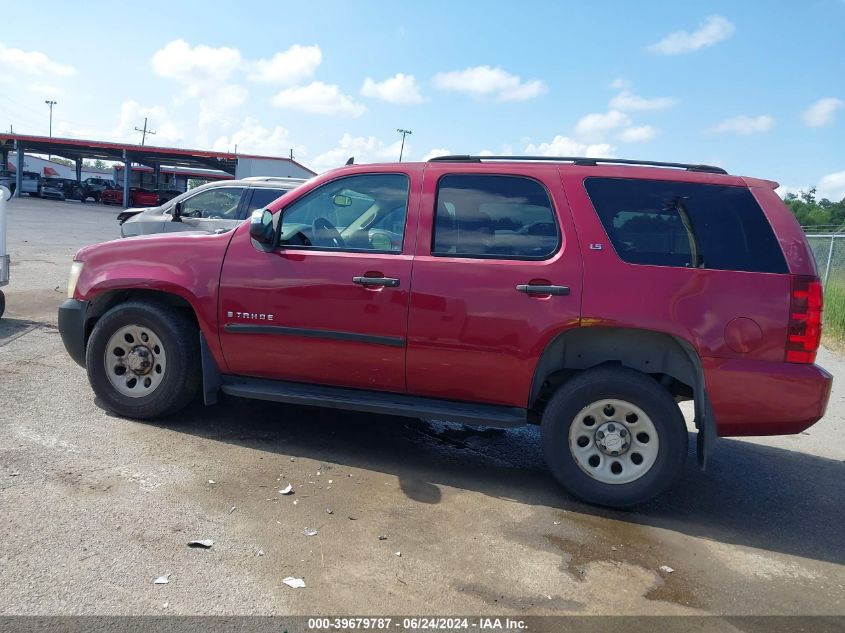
[86,301,201,419]
[541,366,687,508]
[0,290,5,319]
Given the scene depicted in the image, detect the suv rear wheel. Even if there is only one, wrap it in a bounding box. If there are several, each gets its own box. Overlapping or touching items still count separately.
[86,301,200,419]
[541,366,687,508]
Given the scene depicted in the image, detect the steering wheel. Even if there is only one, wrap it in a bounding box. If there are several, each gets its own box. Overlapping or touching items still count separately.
[311,217,346,248]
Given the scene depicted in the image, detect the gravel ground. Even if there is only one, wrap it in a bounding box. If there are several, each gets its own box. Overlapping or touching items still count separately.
[0,196,843,616]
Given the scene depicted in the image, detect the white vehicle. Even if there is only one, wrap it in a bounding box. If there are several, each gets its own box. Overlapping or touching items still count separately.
[118,177,305,237]
[0,184,9,317]
[0,170,14,197]
[21,172,42,196]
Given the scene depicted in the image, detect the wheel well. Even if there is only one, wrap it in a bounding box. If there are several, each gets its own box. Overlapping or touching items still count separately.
[84,289,199,344]
[529,327,700,419]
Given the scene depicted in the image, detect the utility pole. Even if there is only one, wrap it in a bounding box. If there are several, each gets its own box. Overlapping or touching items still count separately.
[134,117,156,145]
[396,129,412,162]
[45,100,57,137]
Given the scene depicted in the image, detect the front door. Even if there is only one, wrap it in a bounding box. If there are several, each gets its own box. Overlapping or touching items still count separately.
[406,165,583,407]
[164,186,246,233]
[218,170,419,393]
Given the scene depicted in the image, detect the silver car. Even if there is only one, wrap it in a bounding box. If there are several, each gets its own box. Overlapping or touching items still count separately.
[118,177,306,237]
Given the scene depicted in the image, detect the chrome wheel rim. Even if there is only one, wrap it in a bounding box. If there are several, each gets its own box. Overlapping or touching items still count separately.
[568,399,659,484]
[104,324,167,398]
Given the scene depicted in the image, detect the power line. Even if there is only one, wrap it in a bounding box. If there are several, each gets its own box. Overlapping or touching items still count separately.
[134,117,156,145]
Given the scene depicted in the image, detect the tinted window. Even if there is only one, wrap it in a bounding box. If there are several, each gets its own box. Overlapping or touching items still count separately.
[584,178,788,273]
[182,187,243,219]
[280,174,409,253]
[432,175,559,259]
[247,188,289,214]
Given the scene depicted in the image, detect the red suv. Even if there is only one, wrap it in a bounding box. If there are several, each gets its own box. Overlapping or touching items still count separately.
[58,156,832,507]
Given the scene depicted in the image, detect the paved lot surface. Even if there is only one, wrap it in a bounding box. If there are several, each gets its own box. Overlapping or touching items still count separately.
[1,196,844,616]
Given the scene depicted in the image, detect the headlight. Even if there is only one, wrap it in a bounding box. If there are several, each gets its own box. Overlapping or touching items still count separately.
[67,261,84,298]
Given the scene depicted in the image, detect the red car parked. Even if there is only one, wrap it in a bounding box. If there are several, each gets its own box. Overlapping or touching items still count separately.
[100,187,159,207]
[57,156,831,507]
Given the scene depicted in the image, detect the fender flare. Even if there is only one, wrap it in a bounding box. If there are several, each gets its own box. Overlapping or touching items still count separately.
[529,326,716,468]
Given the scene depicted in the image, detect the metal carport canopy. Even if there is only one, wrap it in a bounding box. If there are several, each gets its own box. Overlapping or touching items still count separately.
[0,134,305,206]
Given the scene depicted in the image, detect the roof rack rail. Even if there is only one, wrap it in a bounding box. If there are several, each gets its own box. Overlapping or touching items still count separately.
[427,155,728,175]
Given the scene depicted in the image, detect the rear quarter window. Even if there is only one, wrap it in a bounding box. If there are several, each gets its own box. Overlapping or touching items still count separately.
[584,177,788,274]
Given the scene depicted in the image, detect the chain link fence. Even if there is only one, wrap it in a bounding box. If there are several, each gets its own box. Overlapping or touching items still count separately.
[805,233,845,341]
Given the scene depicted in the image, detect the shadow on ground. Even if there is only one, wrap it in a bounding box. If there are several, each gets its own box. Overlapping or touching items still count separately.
[130,395,845,567]
[0,317,47,344]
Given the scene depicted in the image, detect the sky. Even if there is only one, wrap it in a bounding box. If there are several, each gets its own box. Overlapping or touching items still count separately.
[1,0,844,199]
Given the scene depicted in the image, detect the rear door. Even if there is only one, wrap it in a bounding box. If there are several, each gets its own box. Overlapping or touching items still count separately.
[406,164,583,406]
[243,187,293,218]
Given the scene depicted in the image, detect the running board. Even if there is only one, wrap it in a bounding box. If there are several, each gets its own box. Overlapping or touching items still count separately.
[220,376,527,428]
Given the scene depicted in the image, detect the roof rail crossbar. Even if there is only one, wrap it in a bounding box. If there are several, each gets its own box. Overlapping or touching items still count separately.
[427,155,728,175]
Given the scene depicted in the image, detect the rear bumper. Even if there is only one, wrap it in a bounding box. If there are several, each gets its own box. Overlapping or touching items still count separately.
[704,357,832,436]
[58,298,90,367]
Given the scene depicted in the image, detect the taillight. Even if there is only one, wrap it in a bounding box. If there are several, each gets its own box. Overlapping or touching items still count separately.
[785,276,823,363]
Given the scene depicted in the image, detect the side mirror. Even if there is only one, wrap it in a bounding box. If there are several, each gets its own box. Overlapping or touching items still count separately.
[333,194,352,207]
[172,201,183,222]
[249,209,275,251]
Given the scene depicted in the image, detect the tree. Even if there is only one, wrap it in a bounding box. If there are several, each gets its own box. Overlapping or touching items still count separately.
[783,187,845,231]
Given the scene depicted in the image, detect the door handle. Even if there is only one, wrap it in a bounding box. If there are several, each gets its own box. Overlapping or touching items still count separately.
[353,276,400,288]
[516,284,570,296]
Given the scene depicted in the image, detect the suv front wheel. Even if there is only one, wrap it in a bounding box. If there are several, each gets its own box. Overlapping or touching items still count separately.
[86,301,201,419]
[541,366,687,508]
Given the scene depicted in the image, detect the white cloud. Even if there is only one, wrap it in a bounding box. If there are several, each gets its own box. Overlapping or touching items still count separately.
[361,73,424,104]
[212,118,304,157]
[151,39,242,95]
[524,136,615,158]
[648,15,735,55]
[25,83,64,97]
[574,110,631,141]
[609,78,631,90]
[311,133,403,172]
[433,66,547,101]
[422,148,451,161]
[609,91,677,111]
[712,114,774,135]
[818,171,845,202]
[272,82,366,117]
[247,44,322,84]
[619,125,657,142]
[802,98,844,127]
[0,42,76,77]
[113,100,183,145]
[775,184,809,200]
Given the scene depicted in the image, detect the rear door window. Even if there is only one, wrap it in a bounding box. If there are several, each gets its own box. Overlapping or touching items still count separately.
[584,178,788,273]
[432,174,560,259]
[246,187,290,216]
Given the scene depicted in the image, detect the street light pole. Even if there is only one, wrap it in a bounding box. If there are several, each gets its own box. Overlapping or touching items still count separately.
[397,128,412,162]
[45,100,57,137]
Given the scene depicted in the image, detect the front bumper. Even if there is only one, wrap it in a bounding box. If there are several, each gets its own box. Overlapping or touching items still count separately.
[58,298,90,367]
[704,357,833,436]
